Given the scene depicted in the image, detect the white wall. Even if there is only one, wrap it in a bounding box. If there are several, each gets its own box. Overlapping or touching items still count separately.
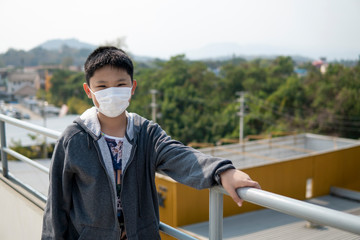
[0,180,44,240]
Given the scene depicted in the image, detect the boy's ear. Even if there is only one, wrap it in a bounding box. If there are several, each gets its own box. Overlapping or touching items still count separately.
[83,83,92,99]
[131,80,137,95]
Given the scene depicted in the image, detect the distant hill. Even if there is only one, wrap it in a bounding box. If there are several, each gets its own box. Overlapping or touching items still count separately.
[0,38,163,68]
[0,39,338,68]
[0,42,94,67]
[37,38,96,51]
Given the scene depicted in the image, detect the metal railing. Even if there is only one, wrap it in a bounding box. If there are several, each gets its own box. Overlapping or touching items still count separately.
[1,113,360,239]
[0,114,59,202]
[209,186,360,239]
[0,114,197,240]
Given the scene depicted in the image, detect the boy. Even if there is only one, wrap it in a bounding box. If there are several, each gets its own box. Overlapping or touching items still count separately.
[42,46,260,240]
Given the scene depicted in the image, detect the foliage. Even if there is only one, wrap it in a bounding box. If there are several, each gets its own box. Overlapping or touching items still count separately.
[47,70,92,114]
[43,55,360,144]
[67,97,92,114]
[8,134,54,160]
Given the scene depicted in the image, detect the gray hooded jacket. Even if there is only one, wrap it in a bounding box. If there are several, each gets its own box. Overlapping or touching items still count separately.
[42,108,235,240]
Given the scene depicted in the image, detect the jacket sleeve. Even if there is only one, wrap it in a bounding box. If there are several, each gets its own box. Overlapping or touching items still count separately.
[150,123,235,189]
[41,137,74,240]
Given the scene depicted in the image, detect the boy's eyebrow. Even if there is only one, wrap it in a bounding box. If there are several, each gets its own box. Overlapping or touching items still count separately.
[94,79,128,84]
[94,80,107,84]
[115,78,129,82]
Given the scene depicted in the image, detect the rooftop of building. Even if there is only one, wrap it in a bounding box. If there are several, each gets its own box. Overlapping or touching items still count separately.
[199,133,360,169]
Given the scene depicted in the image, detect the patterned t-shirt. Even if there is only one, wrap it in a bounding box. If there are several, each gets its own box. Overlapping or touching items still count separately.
[103,134,124,217]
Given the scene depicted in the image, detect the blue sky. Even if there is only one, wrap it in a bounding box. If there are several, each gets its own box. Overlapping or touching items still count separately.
[1,0,360,60]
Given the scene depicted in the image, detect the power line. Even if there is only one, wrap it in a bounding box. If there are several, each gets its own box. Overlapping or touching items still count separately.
[247,95,360,133]
[247,94,360,123]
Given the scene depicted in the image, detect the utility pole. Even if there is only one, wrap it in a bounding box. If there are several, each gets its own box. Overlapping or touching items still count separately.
[150,89,158,122]
[42,99,48,159]
[236,91,246,144]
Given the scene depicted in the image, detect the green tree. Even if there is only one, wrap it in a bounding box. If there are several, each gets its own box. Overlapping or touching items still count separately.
[47,70,92,113]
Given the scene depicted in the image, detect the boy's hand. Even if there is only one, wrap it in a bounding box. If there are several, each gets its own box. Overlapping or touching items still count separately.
[220,169,261,207]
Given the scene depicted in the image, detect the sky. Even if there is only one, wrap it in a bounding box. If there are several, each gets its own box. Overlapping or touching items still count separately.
[1,0,360,60]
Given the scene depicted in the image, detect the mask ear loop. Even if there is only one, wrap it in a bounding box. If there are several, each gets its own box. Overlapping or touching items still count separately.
[87,87,100,112]
[88,87,96,95]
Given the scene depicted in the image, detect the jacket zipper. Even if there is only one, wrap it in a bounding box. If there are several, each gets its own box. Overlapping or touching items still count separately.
[93,140,119,229]
[120,144,138,231]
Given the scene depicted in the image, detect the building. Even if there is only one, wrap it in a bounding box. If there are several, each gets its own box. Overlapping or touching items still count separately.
[312,57,328,74]
[7,70,40,99]
[0,67,16,102]
[155,133,360,239]
[294,67,308,77]
[0,68,8,92]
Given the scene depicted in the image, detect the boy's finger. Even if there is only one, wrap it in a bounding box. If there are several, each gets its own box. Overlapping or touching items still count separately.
[248,180,261,189]
[231,181,260,207]
[229,189,243,207]
[236,179,261,189]
[236,199,244,207]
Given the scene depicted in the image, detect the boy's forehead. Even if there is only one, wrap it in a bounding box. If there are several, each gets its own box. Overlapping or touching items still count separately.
[90,66,131,82]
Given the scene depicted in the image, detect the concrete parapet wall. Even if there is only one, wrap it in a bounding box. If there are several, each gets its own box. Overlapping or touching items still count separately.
[0,177,44,240]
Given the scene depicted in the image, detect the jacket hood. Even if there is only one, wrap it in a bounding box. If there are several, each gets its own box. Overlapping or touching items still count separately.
[74,107,139,142]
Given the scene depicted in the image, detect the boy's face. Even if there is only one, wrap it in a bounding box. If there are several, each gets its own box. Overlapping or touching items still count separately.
[83,66,137,109]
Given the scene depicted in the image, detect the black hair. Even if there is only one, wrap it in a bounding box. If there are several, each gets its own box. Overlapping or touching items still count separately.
[84,46,134,86]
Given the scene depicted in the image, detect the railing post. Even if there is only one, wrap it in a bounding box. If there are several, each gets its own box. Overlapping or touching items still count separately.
[209,188,223,240]
[0,120,9,177]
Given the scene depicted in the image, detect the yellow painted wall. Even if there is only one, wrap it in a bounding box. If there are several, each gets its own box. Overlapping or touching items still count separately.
[176,184,209,226]
[156,176,178,226]
[312,146,360,196]
[155,145,360,230]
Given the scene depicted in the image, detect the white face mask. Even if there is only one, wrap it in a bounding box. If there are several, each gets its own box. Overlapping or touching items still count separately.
[90,87,132,118]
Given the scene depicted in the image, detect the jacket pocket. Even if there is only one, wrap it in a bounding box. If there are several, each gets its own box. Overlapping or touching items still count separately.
[78,226,120,240]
